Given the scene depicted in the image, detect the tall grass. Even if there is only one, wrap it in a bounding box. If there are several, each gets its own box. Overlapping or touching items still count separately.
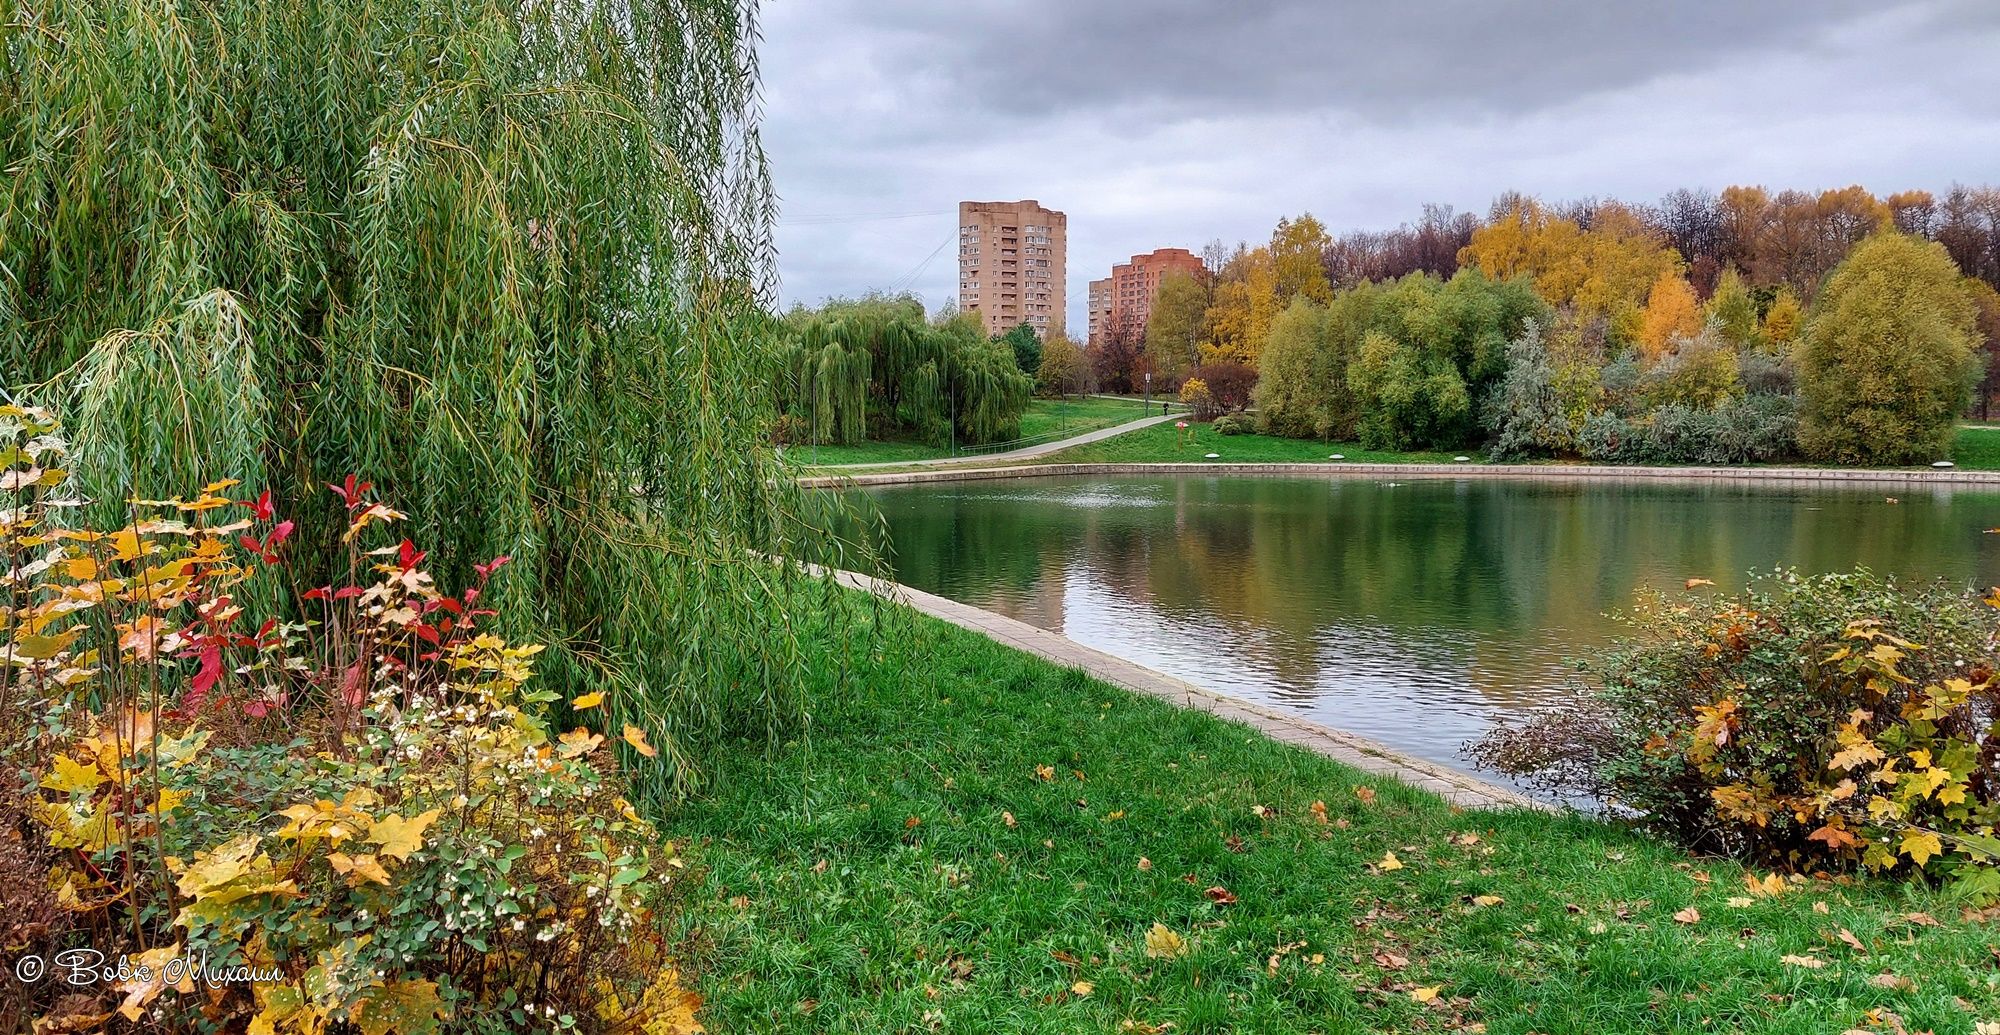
[0,0,865,804]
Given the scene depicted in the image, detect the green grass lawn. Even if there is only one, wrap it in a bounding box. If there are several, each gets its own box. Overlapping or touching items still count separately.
[1037,419,1478,466]
[1951,426,2000,470]
[674,601,2000,1034]
[782,397,1161,467]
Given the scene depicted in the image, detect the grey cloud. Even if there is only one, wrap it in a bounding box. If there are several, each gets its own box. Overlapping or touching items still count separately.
[755,0,2000,329]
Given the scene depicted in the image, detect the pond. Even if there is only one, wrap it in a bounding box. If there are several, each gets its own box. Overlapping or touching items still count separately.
[860,473,2000,782]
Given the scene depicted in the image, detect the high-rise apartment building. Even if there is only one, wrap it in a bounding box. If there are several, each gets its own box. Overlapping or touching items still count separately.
[1095,247,1206,347]
[1086,278,1113,346]
[957,200,1065,339]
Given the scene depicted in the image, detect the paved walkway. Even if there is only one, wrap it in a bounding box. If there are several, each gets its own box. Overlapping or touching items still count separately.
[816,411,1180,470]
[824,567,1541,811]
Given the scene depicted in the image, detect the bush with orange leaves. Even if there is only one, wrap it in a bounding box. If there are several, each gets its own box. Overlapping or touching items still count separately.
[0,406,701,1035]
[1475,569,2000,902]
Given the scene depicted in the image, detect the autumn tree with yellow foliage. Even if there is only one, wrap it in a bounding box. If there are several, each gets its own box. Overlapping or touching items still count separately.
[1636,270,1703,360]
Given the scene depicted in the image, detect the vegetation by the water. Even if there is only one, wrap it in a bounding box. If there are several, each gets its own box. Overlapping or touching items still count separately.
[783,396,1161,466]
[1,0,836,803]
[772,296,1034,449]
[1091,190,2000,469]
[1477,570,2000,902]
[679,599,2000,1034]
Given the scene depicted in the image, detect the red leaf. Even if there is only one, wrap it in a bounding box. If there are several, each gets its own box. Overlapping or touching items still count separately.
[396,538,424,571]
[268,519,295,546]
[473,554,512,579]
[303,586,332,601]
[412,623,441,645]
[187,644,223,712]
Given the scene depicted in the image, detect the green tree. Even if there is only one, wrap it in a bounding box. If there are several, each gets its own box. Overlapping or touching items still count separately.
[0,0,832,802]
[1705,268,1763,350]
[999,322,1043,375]
[1253,297,1356,439]
[1035,333,1090,397]
[1797,234,1980,464]
[1348,329,1472,450]
[1146,271,1210,380]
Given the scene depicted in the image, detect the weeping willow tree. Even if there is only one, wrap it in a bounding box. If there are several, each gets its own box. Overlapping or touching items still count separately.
[774,296,1031,447]
[0,0,867,804]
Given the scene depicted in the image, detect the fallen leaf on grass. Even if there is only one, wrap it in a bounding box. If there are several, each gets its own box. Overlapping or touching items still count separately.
[1137,856,1152,871]
[1973,1022,1999,1035]
[1002,811,1017,828]
[1813,901,1829,914]
[1204,886,1238,906]
[905,815,921,829]
[1375,851,1405,872]
[1120,1021,1176,1034]
[1251,804,1273,819]
[1898,911,1940,927]
[1309,800,1330,825]
[1780,954,1826,969]
[1868,973,1916,992]
[1266,940,1307,975]
[1674,907,1701,925]
[1144,923,1188,959]
[1746,872,1788,898]
[1103,810,1126,821]
[1727,897,1755,908]
[1373,951,1409,970]
[1834,928,1867,954]
[1225,835,1247,853]
[1411,986,1441,1003]
[811,859,827,874]
[1070,981,1093,997]
[1354,785,1377,805]
[1035,765,1055,781]
[1469,895,1505,908]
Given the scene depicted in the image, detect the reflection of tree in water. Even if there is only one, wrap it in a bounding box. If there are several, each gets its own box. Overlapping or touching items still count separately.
[867,477,2000,722]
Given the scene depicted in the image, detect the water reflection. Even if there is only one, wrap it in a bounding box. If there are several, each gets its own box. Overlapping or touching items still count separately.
[863,474,2000,778]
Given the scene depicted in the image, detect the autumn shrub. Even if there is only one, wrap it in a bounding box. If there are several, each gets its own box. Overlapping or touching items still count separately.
[1577,397,1795,465]
[1796,232,1981,465]
[1474,570,2000,900]
[1,407,698,1033]
[1210,414,1254,436]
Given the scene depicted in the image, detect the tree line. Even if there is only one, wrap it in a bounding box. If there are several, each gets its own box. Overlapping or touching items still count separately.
[1094,185,2000,465]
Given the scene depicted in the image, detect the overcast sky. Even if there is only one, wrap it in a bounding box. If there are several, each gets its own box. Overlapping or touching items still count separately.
[757,0,2000,333]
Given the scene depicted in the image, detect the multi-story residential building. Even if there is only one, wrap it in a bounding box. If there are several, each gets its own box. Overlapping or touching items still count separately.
[1100,247,1207,345]
[1086,277,1113,346]
[958,200,1066,340]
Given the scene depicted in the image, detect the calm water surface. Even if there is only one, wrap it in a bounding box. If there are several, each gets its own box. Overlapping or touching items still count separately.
[862,474,2000,780]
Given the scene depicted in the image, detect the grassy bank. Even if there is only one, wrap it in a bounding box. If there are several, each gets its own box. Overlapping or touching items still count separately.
[1036,420,1479,466]
[1023,421,2000,470]
[782,396,1164,466]
[676,600,1999,1034]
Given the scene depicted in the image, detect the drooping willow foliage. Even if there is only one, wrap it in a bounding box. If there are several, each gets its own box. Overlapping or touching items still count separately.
[773,296,1033,447]
[0,0,866,803]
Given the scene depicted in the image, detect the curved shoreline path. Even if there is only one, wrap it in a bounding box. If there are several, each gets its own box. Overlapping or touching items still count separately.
[810,410,1181,470]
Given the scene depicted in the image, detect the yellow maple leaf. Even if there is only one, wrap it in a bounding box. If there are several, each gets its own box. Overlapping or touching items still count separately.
[1376,851,1404,872]
[329,852,393,887]
[1071,981,1094,996]
[622,724,659,758]
[40,753,104,794]
[572,691,605,710]
[1143,922,1188,959]
[367,809,442,862]
[1899,830,1943,869]
[558,727,604,757]
[1411,985,1442,1002]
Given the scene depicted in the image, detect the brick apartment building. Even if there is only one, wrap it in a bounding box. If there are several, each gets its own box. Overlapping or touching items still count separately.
[1087,247,1206,347]
[957,200,1066,339]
